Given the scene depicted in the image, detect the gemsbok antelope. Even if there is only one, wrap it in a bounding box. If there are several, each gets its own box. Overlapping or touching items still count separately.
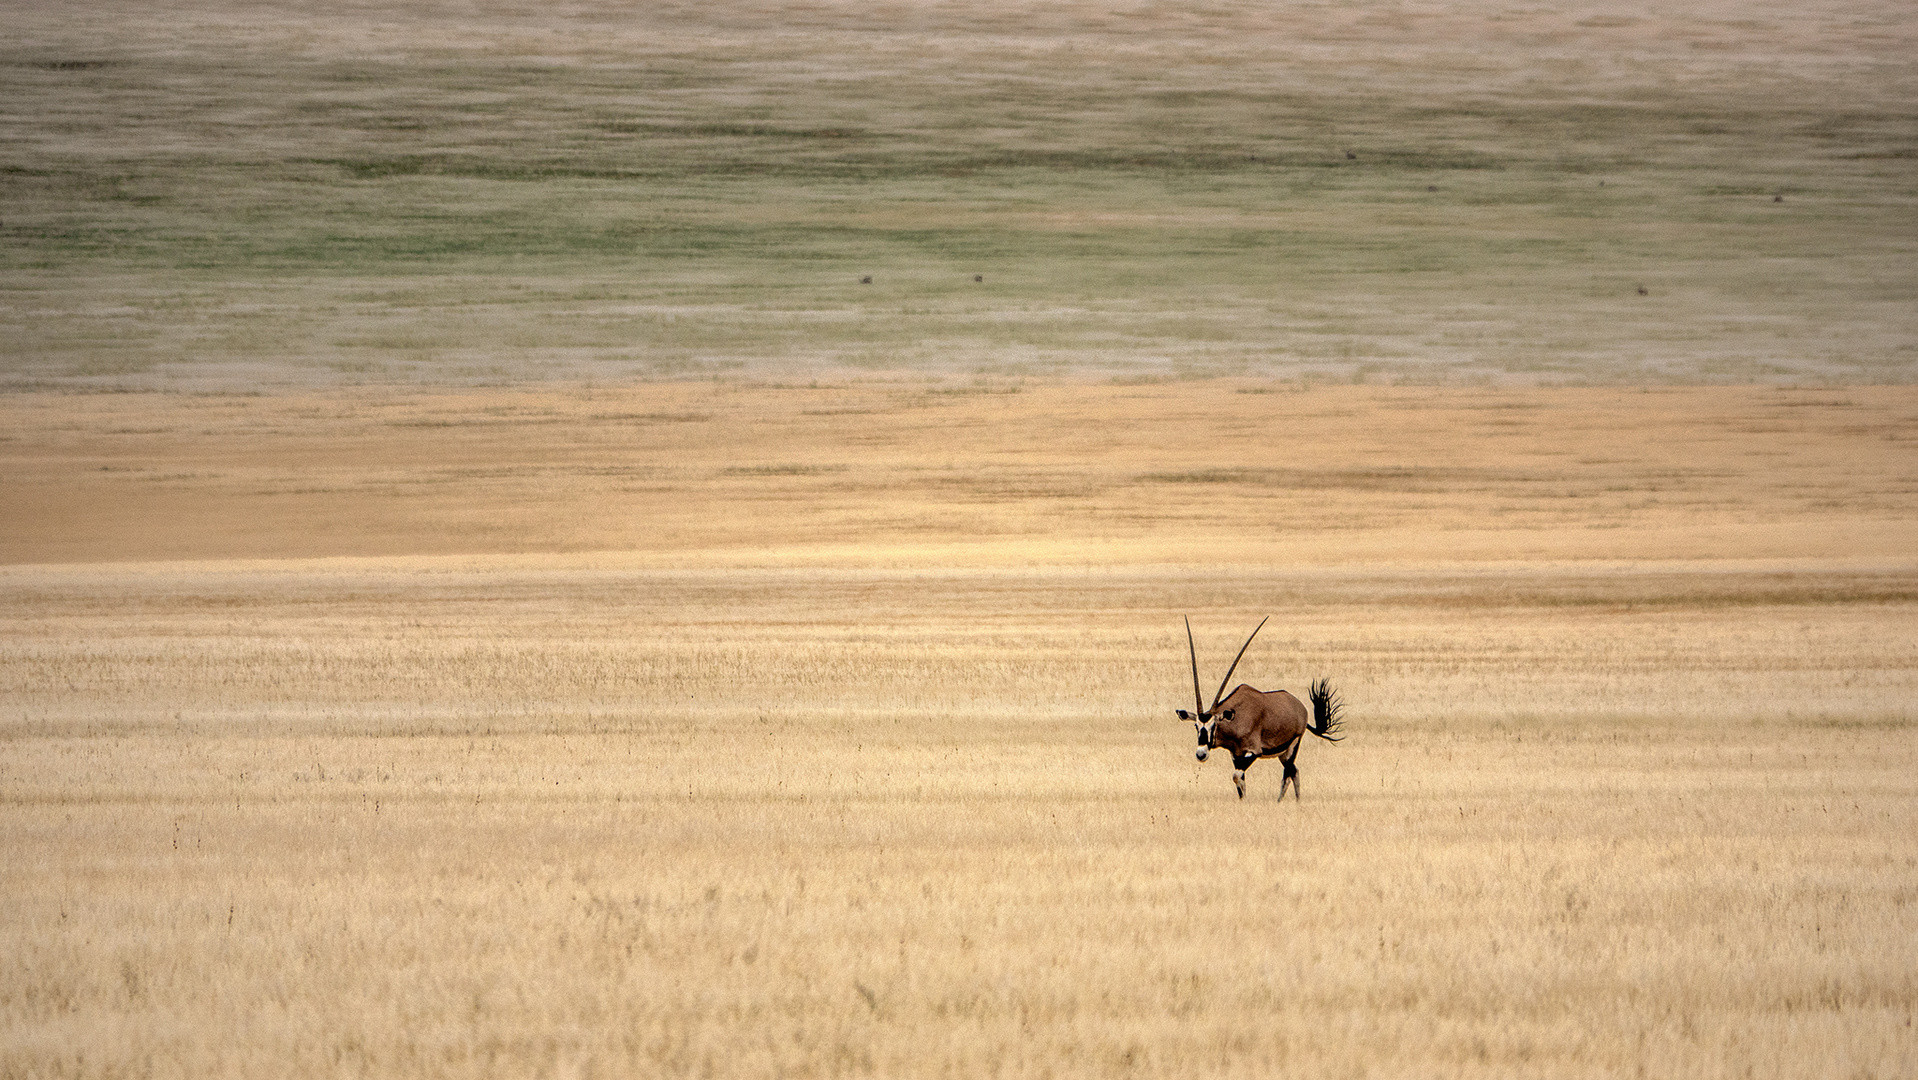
[1177,618,1345,800]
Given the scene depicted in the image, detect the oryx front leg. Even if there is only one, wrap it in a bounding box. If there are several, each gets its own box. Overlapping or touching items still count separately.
[1232,753,1256,800]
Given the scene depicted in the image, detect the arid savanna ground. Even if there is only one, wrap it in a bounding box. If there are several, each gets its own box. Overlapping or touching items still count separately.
[3,1,1916,1077]
[4,383,1915,1078]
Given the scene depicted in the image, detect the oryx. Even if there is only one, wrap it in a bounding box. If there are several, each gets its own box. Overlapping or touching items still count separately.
[1178,618,1345,800]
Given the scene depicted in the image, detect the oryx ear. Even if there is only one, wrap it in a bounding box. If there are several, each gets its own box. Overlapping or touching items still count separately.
[1176,710,1191,720]
[1221,709,1235,721]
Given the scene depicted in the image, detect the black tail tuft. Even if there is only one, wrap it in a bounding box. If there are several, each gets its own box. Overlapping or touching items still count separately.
[1308,679,1345,742]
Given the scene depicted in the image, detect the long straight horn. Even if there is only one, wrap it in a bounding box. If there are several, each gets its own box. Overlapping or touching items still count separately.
[1185,617,1205,717]
[1209,616,1269,711]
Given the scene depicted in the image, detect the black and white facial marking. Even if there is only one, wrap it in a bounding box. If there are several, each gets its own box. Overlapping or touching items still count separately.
[1177,709,1215,760]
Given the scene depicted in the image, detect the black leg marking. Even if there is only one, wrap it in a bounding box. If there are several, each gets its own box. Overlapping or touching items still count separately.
[1232,754,1256,800]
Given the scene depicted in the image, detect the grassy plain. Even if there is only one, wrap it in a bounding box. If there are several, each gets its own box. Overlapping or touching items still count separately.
[4,382,1917,565]
[3,0,1916,386]
[3,383,1917,1077]
[4,0,1918,1075]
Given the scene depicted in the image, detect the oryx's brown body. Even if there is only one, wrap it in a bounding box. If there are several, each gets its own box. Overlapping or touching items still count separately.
[1209,683,1312,798]
[1179,618,1345,800]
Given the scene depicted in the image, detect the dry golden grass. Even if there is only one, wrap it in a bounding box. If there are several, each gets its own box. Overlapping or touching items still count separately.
[3,562,1915,1078]
[3,382,1916,565]
[3,383,1916,1077]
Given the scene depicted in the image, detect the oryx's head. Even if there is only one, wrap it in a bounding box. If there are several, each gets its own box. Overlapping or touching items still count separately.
[1177,616,1268,762]
[1177,709,1216,759]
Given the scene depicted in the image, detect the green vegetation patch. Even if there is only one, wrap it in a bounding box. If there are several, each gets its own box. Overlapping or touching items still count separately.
[2,2,1913,386]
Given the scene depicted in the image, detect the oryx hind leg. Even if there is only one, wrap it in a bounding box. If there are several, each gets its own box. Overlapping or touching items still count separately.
[1278,736,1303,802]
